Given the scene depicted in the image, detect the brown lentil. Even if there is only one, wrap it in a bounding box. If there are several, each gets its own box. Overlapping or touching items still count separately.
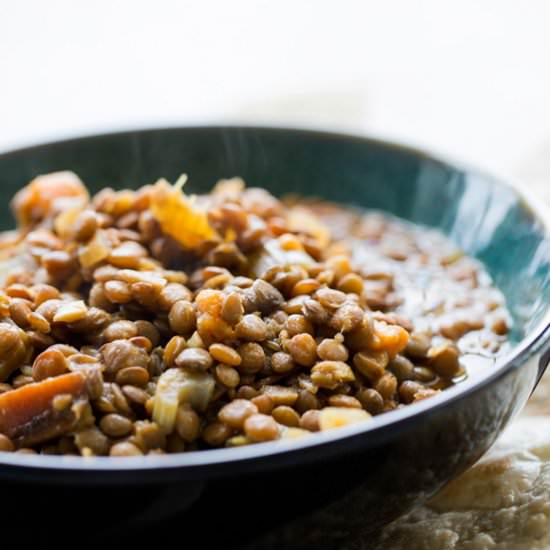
[122,385,150,405]
[74,427,110,456]
[238,343,265,374]
[100,414,134,437]
[413,366,437,382]
[176,404,200,442]
[218,399,259,429]
[32,348,69,381]
[27,312,51,334]
[175,348,213,371]
[286,314,314,337]
[237,385,259,400]
[271,351,295,374]
[374,372,398,400]
[317,338,349,362]
[244,414,280,442]
[291,278,321,296]
[299,410,321,432]
[202,422,233,447]
[272,405,300,427]
[133,420,165,451]
[74,210,98,241]
[168,300,196,335]
[104,280,132,304]
[357,388,385,414]
[295,390,320,414]
[215,364,240,388]
[399,380,425,404]
[311,361,355,389]
[33,284,61,306]
[353,351,389,382]
[163,335,186,367]
[337,273,364,295]
[251,393,274,414]
[428,342,461,378]
[262,385,299,406]
[328,394,362,408]
[286,333,317,366]
[110,441,143,457]
[209,343,241,366]
[0,434,15,452]
[10,299,31,328]
[115,366,150,387]
[52,393,73,411]
[221,292,244,325]
[388,355,415,382]
[236,314,268,341]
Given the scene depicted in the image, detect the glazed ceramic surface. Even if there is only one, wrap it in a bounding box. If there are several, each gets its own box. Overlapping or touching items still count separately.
[0,127,549,549]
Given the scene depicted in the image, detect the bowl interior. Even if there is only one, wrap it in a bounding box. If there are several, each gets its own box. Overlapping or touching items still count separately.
[0,127,549,344]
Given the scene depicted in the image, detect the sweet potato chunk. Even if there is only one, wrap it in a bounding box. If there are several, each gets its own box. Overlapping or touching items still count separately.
[150,177,219,249]
[0,372,87,447]
[11,171,89,227]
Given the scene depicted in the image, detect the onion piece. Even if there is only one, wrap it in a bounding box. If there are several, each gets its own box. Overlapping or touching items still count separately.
[153,368,215,433]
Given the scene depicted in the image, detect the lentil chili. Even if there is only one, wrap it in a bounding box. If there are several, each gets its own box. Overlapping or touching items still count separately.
[0,171,510,456]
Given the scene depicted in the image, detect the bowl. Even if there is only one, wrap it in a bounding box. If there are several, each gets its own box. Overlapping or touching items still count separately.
[0,126,550,549]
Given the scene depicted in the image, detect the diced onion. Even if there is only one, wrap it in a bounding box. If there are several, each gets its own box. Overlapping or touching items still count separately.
[153,368,215,433]
[318,407,372,431]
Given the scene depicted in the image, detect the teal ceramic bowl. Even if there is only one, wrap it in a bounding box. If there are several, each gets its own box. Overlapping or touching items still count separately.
[0,127,549,549]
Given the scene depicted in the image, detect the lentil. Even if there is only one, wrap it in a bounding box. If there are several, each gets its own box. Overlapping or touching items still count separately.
[115,366,150,387]
[271,351,295,374]
[238,343,265,374]
[0,433,15,452]
[286,314,314,337]
[272,405,300,427]
[286,333,317,366]
[219,399,259,429]
[202,422,233,447]
[99,414,133,437]
[32,348,69,381]
[110,441,143,457]
[244,414,280,442]
[317,338,349,362]
[175,348,213,371]
[251,393,274,414]
[300,410,321,432]
[175,403,200,442]
[328,394,362,408]
[122,385,150,405]
[215,364,240,388]
[221,292,244,325]
[235,314,268,341]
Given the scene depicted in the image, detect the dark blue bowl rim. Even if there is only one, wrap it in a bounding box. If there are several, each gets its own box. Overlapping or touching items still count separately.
[0,124,549,475]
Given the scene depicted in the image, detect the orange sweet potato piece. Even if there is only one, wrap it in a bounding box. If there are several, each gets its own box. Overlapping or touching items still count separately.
[11,171,89,228]
[368,320,409,358]
[0,372,87,447]
[195,289,224,317]
[150,177,220,249]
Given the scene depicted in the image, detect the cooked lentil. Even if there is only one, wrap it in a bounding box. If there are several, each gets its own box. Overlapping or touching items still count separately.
[0,172,510,456]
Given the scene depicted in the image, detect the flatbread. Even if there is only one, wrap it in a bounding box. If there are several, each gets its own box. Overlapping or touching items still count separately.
[371,415,550,550]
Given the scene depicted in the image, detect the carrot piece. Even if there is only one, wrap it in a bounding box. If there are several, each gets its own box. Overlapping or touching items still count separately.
[368,320,409,358]
[0,372,87,446]
[11,171,89,227]
[150,177,219,249]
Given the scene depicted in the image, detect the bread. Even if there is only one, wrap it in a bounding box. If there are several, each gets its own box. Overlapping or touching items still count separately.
[373,416,550,550]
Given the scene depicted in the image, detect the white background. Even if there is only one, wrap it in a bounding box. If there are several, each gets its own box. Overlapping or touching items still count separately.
[1,0,550,189]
